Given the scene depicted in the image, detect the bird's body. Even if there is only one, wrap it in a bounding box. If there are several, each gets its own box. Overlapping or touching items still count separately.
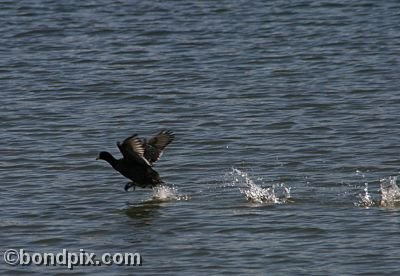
[97,130,174,190]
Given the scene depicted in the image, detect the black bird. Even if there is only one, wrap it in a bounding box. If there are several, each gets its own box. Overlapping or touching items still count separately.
[97,130,174,191]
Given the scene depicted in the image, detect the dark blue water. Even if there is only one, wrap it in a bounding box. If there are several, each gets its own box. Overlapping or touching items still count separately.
[1,1,400,274]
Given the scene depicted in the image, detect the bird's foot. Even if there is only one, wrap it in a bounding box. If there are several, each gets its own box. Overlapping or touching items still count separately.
[124,182,136,192]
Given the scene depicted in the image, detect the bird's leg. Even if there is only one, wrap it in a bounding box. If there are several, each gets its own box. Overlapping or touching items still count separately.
[124,182,136,192]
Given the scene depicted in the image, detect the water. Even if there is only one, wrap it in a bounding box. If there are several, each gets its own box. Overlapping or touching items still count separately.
[1,0,400,274]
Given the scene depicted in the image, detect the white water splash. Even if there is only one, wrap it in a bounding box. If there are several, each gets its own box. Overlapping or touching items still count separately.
[380,176,400,207]
[227,168,292,204]
[355,183,375,207]
[355,169,366,178]
[152,185,190,201]
[355,176,400,207]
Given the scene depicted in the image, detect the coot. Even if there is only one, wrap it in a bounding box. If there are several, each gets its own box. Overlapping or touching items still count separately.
[97,130,174,191]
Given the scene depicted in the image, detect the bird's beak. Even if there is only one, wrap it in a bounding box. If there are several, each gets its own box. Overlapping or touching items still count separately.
[95,155,100,160]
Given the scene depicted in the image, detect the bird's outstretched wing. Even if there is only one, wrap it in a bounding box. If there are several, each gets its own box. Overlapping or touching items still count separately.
[117,134,151,167]
[144,130,174,164]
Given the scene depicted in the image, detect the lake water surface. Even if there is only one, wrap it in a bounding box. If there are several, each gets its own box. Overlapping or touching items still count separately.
[1,0,400,275]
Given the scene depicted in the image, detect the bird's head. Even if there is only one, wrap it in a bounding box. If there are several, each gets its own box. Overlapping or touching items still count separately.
[96,151,113,161]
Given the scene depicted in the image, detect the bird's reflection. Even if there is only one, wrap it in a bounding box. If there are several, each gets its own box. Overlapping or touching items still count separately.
[123,200,163,225]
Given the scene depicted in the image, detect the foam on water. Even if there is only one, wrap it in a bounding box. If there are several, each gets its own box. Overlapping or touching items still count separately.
[226,168,292,204]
